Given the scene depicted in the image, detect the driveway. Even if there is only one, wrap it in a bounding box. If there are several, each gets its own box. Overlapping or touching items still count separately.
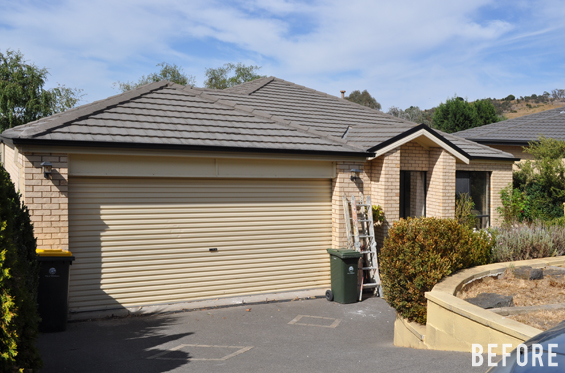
[37,297,485,372]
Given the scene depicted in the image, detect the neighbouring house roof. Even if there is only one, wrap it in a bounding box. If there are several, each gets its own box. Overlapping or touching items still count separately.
[454,105,565,146]
[1,77,517,161]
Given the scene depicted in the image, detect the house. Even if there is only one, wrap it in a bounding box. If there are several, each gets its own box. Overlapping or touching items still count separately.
[0,77,516,313]
[454,105,565,161]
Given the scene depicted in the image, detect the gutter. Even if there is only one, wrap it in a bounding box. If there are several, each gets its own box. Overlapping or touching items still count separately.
[5,137,374,158]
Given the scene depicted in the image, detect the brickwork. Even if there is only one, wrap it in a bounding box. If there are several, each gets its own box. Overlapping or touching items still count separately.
[23,154,69,251]
[369,148,400,244]
[427,149,456,219]
[400,142,428,171]
[456,162,513,227]
[1,144,25,193]
[331,161,369,248]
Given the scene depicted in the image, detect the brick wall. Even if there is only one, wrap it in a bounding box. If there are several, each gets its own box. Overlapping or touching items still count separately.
[1,144,25,193]
[456,162,513,227]
[369,148,400,244]
[427,148,456,219]
[23,153,69,251]
[331,161,369,248]
[400,142,428,171]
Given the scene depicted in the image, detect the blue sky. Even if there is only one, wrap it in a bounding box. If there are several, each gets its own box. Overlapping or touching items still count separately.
[1,0,564,110]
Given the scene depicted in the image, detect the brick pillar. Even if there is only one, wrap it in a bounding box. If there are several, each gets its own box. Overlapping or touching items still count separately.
[23,154,69,251]
[427,149,455,219]
[370,148,400,244]
[331,161,369,248]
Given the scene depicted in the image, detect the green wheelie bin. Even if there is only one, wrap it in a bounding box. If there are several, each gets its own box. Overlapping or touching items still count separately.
[325,248,362,304]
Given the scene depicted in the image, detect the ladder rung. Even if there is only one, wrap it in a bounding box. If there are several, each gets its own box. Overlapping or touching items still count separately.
[361,266,378,270]
[362,283,380,288]
[357,219,371,222]
[357,204,371,207]
[359,251,374,254]
[358,235,373,238]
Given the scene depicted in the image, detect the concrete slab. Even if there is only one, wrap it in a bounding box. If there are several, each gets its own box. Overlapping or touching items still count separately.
[37,297,487,372]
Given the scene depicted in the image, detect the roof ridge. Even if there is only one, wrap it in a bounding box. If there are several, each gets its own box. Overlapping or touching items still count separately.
[222,76,275,95]
[268,77,415,125]
[180,85,367,152]
[14,81,170,139]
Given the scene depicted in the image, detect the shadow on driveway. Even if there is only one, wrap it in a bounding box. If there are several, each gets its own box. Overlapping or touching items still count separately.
[38,314,193,373]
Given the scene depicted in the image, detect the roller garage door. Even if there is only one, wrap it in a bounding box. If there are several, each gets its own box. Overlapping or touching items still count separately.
[68,177,332,312]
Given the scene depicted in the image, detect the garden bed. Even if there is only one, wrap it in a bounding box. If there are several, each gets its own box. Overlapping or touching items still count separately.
[458,267,565,330]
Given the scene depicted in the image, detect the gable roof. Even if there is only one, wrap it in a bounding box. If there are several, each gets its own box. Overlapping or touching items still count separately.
[1,81,368,157]
[454,105,565,145]
[1,77,516,161]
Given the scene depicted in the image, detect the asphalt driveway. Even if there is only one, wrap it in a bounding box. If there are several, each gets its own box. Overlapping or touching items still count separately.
[37,296,486,372]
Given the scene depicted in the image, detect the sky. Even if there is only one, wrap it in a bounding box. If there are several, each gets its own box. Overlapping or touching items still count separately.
[1,0,565,111]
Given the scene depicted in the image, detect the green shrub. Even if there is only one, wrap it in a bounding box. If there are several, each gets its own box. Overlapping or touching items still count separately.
[0,165,42,371]
[492,222,565,262]
[380,217,493,324]
[455,193,477,230]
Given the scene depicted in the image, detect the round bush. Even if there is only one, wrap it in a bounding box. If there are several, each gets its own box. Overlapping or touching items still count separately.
[380,217,493,324]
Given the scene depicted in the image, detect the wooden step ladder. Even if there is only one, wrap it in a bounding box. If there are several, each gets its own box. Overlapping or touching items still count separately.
[343,194,382,300]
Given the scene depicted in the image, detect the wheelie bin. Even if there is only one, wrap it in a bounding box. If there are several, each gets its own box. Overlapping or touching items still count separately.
[325,248,362,304]
[36,249,75,332]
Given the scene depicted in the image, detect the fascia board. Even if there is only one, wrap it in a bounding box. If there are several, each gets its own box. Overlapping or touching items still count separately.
[369,129,470,164]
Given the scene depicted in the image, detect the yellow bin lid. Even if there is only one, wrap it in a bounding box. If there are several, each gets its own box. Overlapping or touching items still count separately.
[36,249,73,257]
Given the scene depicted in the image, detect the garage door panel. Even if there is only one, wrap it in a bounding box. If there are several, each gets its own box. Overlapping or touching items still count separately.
[70,279,331,311]
[72,267,331,293]
[69,177,332,311]
[70,249,330,269]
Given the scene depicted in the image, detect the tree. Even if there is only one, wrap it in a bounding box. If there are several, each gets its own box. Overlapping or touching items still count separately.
[386,105,432,126]
[0,50,83,132]
[473,99,500,126]
[432,95,479,133]
[344,90,381,110]
[432,95,501,133]
[114,62,196,92]
[504,136,565,222]
[0,165,42,371]
[551,89,565,100]
[504,94,515,101]
[203,63,264,89]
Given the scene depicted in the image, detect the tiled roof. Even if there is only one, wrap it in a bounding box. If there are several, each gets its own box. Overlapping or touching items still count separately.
[1,81,366,156]
[2,77,516,160]
[200,78,515,160]
[454,106,565,144]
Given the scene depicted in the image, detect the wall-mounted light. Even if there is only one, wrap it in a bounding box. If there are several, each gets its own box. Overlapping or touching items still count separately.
[40,161,53,178]
[350,169,361,181]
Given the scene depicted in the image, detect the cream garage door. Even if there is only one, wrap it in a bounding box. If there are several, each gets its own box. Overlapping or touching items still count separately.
[69,177,332,312]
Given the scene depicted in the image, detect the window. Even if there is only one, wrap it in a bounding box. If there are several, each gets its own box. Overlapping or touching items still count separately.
[400,171,427,219]
[456,171,490,228]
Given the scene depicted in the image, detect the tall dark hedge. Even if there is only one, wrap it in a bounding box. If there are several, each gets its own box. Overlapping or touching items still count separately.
[380,217,493,325]
[0,164,42,371]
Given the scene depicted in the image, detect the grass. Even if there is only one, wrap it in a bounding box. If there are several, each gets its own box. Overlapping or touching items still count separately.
[509,310,565,331]
[505,101,565,119]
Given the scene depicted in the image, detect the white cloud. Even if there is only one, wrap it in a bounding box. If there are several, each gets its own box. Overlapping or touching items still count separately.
[1,0,564,109]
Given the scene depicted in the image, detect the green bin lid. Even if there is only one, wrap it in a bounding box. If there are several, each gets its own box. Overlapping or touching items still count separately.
[326,248,362,259]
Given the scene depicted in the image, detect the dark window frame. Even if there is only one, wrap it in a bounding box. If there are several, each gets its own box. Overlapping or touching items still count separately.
[400,170,427,219]
[455,171,491,228]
